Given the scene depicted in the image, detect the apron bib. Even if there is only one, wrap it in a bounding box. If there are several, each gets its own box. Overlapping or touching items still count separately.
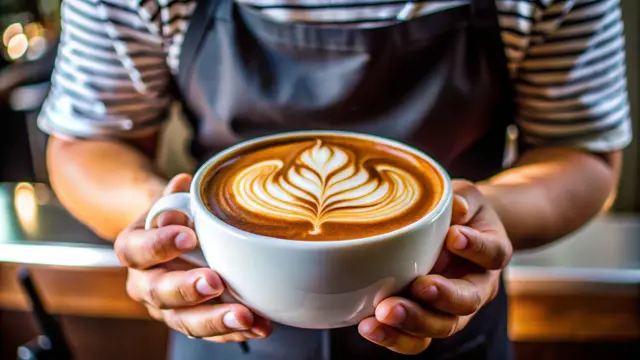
[171,0,515,358]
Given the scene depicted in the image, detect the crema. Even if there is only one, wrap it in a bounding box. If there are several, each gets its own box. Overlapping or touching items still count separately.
[202,135,443,241]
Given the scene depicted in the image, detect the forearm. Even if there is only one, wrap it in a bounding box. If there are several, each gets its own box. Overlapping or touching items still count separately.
[47,135,168,240]
[477,147,621,250]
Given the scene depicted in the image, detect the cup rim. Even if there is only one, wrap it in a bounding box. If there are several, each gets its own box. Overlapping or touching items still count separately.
[190,130,453,249]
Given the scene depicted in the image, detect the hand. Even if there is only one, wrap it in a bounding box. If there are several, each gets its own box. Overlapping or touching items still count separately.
[114,174,272,342]
[358,180,513,355]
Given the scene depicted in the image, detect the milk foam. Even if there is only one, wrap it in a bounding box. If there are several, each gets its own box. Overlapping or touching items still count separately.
[232,140,422,234]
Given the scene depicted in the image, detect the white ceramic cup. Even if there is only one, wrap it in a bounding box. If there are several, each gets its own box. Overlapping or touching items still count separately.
[145,131,452,329]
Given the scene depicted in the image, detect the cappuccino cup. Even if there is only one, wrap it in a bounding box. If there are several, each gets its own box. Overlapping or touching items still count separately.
[146,131,452,329]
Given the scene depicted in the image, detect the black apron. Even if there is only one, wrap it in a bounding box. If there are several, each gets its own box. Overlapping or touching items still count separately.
[170,0,515,358]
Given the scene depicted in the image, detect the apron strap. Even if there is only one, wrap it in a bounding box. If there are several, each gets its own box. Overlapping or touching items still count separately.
[471,0,499,21]
[177,0,223,93]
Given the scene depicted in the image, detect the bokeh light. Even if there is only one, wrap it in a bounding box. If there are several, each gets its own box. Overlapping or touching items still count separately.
[2,22,48,61]
[14,183,38,236]
[2,23,23,47]
[7,33,29,60]
[27,35,47,60]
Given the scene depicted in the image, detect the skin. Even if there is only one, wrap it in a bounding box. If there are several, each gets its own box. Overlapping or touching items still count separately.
[47,133,621,354]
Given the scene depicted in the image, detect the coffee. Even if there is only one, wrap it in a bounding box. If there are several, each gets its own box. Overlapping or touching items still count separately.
[201,134,443,241]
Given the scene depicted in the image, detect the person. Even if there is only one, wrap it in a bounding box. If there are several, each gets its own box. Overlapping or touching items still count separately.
[39,0,631,359]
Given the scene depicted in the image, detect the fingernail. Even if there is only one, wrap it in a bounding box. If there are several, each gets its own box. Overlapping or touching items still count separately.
[240,331,259,339]
[223,311,245,330]
[421,285,439,302]
[249,328,267,338]
[452,228,469,250]
[195,277,218,296]
[175,232,195,250]
[366,326,387,342]
[388,305,407,325]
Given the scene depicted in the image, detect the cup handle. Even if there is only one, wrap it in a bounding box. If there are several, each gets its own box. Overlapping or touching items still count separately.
[145,193,193,230]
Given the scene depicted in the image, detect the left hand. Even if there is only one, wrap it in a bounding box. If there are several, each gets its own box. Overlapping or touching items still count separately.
[358,180,513,355]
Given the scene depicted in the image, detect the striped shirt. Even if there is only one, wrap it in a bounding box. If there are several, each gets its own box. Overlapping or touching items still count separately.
[38,0,632,152]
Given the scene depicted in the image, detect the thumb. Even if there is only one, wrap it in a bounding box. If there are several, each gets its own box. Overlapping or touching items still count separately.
[451,194,469,225]
[450,180,484,225]
[156,174,194,228]
[163,173,193,195]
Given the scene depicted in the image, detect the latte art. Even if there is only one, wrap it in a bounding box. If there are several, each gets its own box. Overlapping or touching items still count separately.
[233,140,422,235]
[203,135,443,241]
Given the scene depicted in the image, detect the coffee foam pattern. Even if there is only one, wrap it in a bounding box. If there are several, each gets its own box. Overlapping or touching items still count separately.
[232,140,422,235]
[203,135,442,241]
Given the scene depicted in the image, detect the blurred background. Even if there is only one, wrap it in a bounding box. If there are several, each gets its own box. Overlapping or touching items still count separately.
[0,1,638,359]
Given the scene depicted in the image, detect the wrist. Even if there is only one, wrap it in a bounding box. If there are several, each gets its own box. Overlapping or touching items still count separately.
[473,181,525,248]
[473,182,503,218]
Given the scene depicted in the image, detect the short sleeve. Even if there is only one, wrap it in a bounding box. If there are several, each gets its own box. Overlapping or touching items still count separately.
[38,0,172,139]
[513,0,632,152]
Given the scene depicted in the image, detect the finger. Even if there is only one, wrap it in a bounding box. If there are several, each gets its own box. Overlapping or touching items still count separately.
[140,268,224,309]
[157,174,194,227]
[451,194,469,224]
[205,332,256,343]
[163,174,193,196]
[413,272,501,315]
[145,304,164,321]
[451,180,484,225]
[115,225,197,269]
[123,209,190,235]
[205,316,273,342]
[374,297,460,338]
[126,267,166,302]
[446,225,512,270]
[248,315,274,338]
[157,210,191,228]
[411,275,483,316]
[164,257,203,271]
[164,304,255,338]
[121,173,193,233]
[358,317,431,355]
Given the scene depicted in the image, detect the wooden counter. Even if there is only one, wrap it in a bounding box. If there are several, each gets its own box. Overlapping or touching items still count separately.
[1,263,638,342]
[0,264,146,320]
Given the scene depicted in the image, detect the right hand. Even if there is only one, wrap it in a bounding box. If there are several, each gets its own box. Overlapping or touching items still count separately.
[114,174,273,342]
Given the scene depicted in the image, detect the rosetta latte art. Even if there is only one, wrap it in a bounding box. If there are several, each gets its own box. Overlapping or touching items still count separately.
[232,140,422,235]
